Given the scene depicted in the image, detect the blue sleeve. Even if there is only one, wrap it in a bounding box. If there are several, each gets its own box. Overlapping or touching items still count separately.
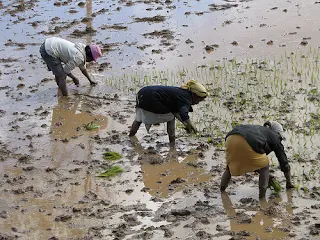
[274,141,290,172]
[179,104,190,121]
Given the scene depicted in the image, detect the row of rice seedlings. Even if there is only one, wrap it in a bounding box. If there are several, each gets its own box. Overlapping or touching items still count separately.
[291,162,320,195]
[106,48,320,153]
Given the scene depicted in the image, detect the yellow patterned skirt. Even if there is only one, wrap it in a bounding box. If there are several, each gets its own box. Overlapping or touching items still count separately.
[225,134,269,176]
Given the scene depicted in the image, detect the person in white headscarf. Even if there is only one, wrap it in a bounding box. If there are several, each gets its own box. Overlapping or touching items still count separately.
[220,121,294,199]
[129,80,208,144]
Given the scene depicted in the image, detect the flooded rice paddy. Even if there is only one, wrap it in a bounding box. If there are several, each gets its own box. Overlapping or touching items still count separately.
[0,0,320,239]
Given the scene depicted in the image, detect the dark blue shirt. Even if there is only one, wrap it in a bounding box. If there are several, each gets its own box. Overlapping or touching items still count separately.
[136,86,193,121]
[226,124,290,172]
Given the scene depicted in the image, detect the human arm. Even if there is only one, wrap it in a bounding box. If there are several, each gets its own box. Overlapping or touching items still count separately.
[63,58,80,76]
[80,67,97,85]
[274,142,294,189]
[173,113,197,133]
[175,106,197,134]
[173,113,183,122]
[63,55,96,85]
[67,72,79,86]
[182,119,197,134]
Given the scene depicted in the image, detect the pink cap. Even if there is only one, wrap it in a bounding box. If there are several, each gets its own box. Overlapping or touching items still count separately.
[89,44,102,61]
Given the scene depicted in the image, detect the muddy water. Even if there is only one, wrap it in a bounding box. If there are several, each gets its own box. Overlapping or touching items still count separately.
[1,0,320,239]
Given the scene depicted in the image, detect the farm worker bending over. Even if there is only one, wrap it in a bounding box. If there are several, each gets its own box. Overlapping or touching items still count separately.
[129,80,208,144]
[40,37,102,96]
[220,121,294,199]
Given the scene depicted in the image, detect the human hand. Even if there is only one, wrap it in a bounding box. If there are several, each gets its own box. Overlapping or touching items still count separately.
[267,175,275,188]
[185,125,197,134]
[183,120,197,134]
[73,78,80,87]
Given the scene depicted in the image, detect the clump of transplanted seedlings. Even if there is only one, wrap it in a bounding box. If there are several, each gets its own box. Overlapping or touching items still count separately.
[98,166,123,178]
[85,122,100,130]
[106,48,320,185]
[269,177,282,193]
[103,151,123,161]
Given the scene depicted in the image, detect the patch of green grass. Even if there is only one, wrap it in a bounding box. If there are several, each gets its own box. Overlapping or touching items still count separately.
[85,122,100,130]
[98,166,123,178]
[103,151,123,161]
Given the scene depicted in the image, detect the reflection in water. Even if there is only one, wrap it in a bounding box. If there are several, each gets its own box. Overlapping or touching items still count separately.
[131,137,211,198]
[20,0,25,10]
[1,93,109,239]
[50,93,107,170]
[51,96,107,139]
[2,198,85,239]
[86,0,93,44]
[221,191,294,240]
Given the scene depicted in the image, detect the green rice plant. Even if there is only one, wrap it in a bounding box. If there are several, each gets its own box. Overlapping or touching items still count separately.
[103,151,123,161]
[302,186,308,193]
[98,166,123,178]
[105,48,320,164]
[269,177,282,193]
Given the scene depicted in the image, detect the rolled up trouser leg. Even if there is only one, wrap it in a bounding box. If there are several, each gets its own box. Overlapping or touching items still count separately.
[129,120,141,136]
[220,166,231,191]
[259,165,269,198]
[167,118,175,143]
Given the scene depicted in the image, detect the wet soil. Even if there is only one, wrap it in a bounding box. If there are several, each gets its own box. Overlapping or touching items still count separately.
[1,0,320,239]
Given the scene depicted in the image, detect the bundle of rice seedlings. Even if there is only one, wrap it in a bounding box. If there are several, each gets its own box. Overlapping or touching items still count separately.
[98,166,123,178]
[269,177,282,193]
[103,151,122,161]
[86,122,100,130]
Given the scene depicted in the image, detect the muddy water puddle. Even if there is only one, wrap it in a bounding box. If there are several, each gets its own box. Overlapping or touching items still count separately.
[1,0,320,239]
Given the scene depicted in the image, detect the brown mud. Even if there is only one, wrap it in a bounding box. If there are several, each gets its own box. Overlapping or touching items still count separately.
[0,0,320,239]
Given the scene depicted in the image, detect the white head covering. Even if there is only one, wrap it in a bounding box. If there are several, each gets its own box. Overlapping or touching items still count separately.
[270,121,283,133]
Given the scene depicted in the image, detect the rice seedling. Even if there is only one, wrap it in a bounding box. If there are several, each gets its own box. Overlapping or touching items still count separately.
[103,151,123,161]
[269,177,282,193]
[106,48,320,187]
[98,166,123,178]
[85,122,100,130]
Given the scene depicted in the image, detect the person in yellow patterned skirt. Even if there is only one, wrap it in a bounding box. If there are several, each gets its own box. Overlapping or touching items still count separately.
[220,121,294,199]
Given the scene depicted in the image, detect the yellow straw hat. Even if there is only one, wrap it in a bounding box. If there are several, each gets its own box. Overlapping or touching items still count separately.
[181,80,208,98]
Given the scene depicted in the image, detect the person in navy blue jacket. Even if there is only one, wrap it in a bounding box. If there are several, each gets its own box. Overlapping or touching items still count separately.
[129,80,208,144]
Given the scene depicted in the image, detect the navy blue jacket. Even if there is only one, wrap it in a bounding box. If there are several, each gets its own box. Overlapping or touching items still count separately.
[226,124,290,172]
[136,86,193,121]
